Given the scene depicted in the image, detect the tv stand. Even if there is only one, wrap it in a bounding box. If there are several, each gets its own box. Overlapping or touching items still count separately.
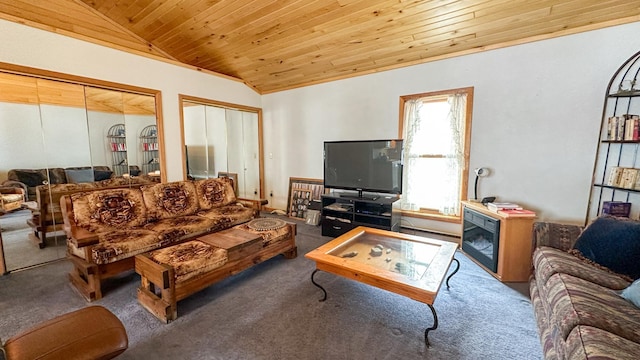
[321,194,400,237]
[339,190,378,201]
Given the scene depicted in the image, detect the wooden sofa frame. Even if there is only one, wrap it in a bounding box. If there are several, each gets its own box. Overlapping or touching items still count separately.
[136,225,297,322]
[61,193,267,302]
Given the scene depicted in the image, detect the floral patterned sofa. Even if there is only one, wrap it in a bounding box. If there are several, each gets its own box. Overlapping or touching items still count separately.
[29,175,158,248]
[62,177,262,301]
[530,220,640,359]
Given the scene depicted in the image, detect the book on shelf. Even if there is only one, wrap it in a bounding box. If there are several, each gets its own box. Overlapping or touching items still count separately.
[497,209,536,217]
[607,166,624,187]
[624,115,640,140]
[606,166,640,188]
[487,202,523,212]
[606,114,640,141]
[621,168,639,189]
[602,201,631,217]
[634,173,640,190]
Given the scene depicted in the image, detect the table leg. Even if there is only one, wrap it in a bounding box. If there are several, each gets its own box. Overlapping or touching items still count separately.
[424,304,438,348]
[311,269,327,302]
[446,258,460,289]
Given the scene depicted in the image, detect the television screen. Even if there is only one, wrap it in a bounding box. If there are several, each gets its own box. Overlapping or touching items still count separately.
[323,139,403,195]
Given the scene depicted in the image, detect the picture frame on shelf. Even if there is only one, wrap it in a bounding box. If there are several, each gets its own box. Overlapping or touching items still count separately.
[286,177,327,219]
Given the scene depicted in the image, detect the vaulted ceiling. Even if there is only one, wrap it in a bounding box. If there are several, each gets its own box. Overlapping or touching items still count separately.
[1,0,639,93]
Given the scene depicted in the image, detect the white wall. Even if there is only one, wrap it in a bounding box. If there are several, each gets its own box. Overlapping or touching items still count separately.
[0,19,261,182]
[262,21,640,232]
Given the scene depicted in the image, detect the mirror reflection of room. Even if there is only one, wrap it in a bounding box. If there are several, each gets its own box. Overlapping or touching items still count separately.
[181,97,262,200]
[0,70,161,273]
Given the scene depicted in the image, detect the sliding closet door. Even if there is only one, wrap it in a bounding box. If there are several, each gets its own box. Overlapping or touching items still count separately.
[84,87,131,178]
[0,73,61,270]
[206,105,228,177]
[225,109,260,198]
[183,102,213,179]
[38,78,92,258]
[241,110,260,198]
[124,93,159,177]
[0,68,163,274]
[181,95,264,199]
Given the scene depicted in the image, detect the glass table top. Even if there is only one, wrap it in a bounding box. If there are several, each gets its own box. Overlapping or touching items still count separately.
[327,232,441,281]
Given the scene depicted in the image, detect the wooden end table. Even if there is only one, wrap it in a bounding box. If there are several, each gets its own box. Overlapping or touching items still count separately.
[305,226,459,347]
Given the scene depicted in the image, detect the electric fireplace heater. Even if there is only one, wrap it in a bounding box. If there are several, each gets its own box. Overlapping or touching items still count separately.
[462,207,500,272]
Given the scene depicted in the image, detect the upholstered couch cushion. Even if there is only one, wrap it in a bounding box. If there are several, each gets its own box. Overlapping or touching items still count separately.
[532,221,584,252]
[40,168,68,184]
[142,181,199,221]
[147,240,228,283]
[65,169,95,183]
[71,188,147,232]
[533,247,631,290]
[544,273,640,344]
[62,168,113,183]
[198,204,256,228]
[573,216,640,280]
[565,325,640,360]
[143,215,216,245]
[93,169,113,181]
[194,177,236,210]
[8,169,49,188]
[91,229,161,265]
[530,280,558,360]
[1,193,23,202]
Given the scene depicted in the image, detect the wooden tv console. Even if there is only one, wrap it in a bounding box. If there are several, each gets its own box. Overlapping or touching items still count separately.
[320,193,400,237]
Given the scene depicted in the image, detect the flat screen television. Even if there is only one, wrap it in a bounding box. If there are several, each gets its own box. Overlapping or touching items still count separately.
[323,139,403,198]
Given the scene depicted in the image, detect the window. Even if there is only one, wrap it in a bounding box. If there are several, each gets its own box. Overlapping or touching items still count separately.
[399,87,473,219]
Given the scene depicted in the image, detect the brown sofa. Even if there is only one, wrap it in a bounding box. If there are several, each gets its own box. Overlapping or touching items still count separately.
[62,177,263,301]
[530,221,640,359]
[27,175,159,248]
[3,166,119,201]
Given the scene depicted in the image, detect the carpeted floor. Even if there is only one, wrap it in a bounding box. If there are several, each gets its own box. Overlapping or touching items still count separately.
[0,209,66,271]
[0,217,542,359]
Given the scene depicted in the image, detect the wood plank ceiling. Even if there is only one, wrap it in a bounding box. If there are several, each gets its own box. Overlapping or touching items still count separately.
[1,0,639,94]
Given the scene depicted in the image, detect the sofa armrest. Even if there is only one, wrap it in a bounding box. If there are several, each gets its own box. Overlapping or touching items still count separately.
[531,221,584,252]
[61,195,99,248]
[68,227,100,248]
[237,197,268,211]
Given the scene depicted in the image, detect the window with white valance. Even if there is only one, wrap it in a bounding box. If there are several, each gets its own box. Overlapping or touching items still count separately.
[399,87,473,219]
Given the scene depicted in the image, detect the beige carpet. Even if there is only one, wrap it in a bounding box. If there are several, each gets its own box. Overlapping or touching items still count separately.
[0,209,66,272]
[0,216,541,359]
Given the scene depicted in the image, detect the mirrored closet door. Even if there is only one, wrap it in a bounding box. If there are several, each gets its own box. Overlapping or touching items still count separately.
[0,66,163,273]
[180,95,263,200]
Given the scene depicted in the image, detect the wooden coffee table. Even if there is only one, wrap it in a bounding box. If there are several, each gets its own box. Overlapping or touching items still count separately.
[305,226,459,347]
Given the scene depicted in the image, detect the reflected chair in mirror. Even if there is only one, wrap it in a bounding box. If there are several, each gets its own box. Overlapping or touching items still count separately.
[0,186,25,215]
